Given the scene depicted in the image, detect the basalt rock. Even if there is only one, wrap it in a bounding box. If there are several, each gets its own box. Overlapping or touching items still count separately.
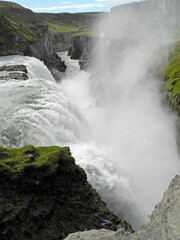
[0,145,129,240]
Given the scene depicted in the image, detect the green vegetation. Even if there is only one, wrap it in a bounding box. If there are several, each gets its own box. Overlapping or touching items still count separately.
[6,18,38,42]
[162,41,180,115]
[0,145,69,173]
[46,21,82,33]
[0,13,39,54]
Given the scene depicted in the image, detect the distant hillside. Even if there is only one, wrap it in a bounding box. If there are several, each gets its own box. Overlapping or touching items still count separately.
[0,1,104,62]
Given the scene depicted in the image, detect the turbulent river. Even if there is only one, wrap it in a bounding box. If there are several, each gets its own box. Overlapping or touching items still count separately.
[0,50,179,229]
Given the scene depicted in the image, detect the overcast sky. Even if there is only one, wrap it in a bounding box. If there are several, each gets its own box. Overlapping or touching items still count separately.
[2,0,143,13]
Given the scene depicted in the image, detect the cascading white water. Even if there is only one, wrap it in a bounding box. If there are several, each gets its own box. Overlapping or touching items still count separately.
[58,47,180,229]
[0,6,180,229]
[0,55,88,148]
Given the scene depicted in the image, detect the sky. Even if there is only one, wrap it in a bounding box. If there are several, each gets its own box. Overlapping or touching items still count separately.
[2,0,143,13]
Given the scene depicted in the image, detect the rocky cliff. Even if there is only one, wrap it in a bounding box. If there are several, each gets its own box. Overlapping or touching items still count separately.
[0,145,132,240]
[64,175,180,240]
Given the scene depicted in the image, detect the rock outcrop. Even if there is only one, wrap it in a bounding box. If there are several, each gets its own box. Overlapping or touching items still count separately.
[0,145,131,240]
[64,175,180,240]
[47,53,67,81]
[68,35,96,70]
[70,35,88,60]
[0,64,28,80]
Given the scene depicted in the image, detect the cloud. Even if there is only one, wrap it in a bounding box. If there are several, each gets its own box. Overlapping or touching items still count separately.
[32,4,106,11]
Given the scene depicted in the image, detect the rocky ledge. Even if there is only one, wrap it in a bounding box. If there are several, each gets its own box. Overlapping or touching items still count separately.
[0,64,28,80]
[0,145,132,240]
[64,175,180,240]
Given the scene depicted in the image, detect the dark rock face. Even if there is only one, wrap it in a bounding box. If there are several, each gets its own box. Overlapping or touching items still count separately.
[70,35,88,60]
[0,145,127,240]
[47,53,67,81]
[68,35,96,71]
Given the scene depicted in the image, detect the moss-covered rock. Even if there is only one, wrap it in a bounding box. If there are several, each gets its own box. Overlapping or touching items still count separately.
[0,145,130,240]
[163,41,180,116]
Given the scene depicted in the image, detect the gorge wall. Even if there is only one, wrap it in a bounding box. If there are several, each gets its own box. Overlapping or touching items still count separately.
[0,1,103,65]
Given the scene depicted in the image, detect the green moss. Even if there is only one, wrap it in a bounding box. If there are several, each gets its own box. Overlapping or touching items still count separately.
[0,145,68,173]
[162,41,180,115]
[72,31,93,38]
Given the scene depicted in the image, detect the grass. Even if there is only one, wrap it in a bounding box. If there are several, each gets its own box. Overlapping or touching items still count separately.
[46,21,82,33]
[6,18,38,42]
[72,31,93,38]
[162,40,180,115]
[0,145,70,173]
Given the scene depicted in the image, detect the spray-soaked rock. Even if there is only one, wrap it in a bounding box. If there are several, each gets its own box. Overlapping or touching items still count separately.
[47,53,67,81]
[64,175,180,240]
[0,65,27,73]
[0,64,28,80]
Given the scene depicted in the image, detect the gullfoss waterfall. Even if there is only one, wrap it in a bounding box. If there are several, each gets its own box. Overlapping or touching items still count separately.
[0,9,180,229]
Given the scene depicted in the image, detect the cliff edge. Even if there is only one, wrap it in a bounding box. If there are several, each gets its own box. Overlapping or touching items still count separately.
[0,145,131,240]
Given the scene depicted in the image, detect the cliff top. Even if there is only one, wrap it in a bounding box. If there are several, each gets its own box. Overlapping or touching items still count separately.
[0,145,70,173]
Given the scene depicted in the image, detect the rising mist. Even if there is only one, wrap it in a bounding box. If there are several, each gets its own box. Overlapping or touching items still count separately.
[66,0,180,229]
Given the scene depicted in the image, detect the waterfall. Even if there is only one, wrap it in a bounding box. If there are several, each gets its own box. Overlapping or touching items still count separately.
[0,55,87,148]
[0,6,180,228]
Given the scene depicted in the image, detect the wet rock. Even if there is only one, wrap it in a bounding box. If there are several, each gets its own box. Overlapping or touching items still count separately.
[0,65,28,80]
[0,145,125,240]
[0,65,27,73]
[70,35,88,60]
[8,72,28,80]
[47,53,67,81]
